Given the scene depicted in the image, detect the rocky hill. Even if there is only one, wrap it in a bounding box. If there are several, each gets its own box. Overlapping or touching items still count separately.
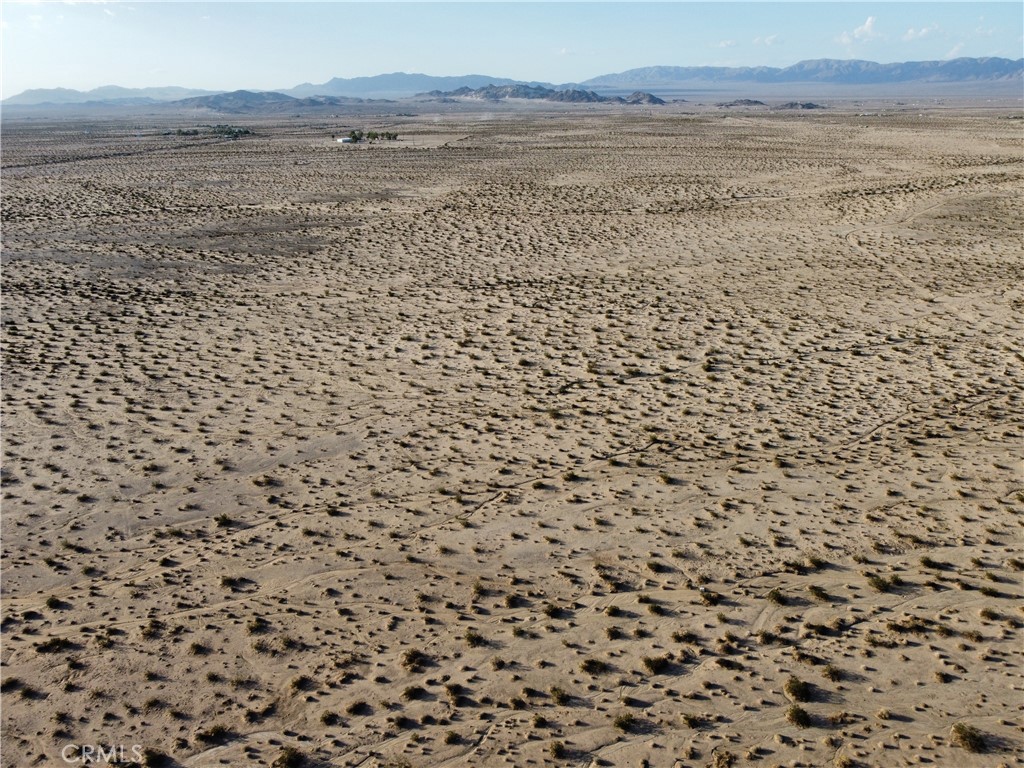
[283,72,552,99]
[421,85,665,105]
[173,90,387,113]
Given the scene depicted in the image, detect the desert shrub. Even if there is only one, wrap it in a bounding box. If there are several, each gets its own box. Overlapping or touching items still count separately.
[346,700,370,715]
[642,655,671,674]
[786,704,811,728]
[272,746,306,768]
[290,675,314,692]
[950,722,986,753]
[0,677,23,693]
[822,664,843,682]
[400,648,432,672]
[195,724,233,744]
[681,712,703,728]
[784,675,811,702]
[807,585,830,602]
[866,574,891,592]
[402,685,427,701]
[142,750,171,768]
[36,637,76,653]
[321,711,340,726]
[700,589,722,606]
[613,712,637,732]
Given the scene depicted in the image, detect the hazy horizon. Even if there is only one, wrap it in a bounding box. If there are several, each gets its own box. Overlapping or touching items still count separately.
[2,2,1021,97]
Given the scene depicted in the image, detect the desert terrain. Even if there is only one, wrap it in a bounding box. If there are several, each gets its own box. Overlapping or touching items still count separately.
[1,103,1022,768]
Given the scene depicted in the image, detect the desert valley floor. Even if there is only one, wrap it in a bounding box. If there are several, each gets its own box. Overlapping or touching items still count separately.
[1,106,1022,768]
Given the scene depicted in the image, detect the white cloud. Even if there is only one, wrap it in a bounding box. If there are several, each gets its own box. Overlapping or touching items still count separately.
[753,34,779,47]
[945,42,965,59]
[902,24,937,42]
[854,16,878,40]
[556,47,573,57]
[716,39,736,48]
[837,16,880,46]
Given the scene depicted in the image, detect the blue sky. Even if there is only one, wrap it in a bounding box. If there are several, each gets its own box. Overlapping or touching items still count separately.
[2,2,1021,95]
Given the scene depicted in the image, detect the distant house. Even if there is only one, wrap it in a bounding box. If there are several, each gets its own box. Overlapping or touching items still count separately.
[337,137,353,143]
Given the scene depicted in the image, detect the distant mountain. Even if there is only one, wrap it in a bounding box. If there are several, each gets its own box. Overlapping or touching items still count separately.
[5,58,1019,109]
[776,102,826,110]
[175,90,299,112]
[283,72,553,99]
[582,57,1024,88]
[422,84,665,105]
[623,91,669,105]
[717,99,767,108]
[3,85,220,106]
[173,90,389,113]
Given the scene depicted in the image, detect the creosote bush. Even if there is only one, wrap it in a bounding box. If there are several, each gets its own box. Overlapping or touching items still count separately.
[581,658,610,675]
[613,712,637,732]
[786,704,811,728]
[784,675,812,702]
[272,746,307,768]
[950,722,987,753]
[641,654,671,674]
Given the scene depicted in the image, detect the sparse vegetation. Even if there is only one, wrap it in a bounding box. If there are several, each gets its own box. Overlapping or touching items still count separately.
[1,102,1016,768]
[786,704,812,728]
[613,712,637,732]
[784,675,812,702]
[950,722,987,753]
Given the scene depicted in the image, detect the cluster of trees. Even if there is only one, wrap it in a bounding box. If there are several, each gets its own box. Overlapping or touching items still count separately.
[336,130,399,142]
[210,125,253,139]
[169,125,253,139]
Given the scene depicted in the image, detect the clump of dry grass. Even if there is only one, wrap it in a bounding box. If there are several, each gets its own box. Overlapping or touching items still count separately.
[950,722,987,753]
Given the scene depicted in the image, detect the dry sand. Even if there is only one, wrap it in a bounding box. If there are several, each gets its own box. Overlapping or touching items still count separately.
[2,105,1022,768]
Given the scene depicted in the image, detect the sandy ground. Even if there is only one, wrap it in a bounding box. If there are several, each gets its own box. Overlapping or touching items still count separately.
[2,105,1022,768]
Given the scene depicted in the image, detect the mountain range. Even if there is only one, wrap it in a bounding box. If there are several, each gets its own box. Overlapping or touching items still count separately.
[4,57,1021,106]
[422,84,666,105]
[172,91,388,113]
[580,57,1024,88]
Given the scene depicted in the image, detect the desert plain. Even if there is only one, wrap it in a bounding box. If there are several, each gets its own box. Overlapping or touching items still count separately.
[1,102,1022,768]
